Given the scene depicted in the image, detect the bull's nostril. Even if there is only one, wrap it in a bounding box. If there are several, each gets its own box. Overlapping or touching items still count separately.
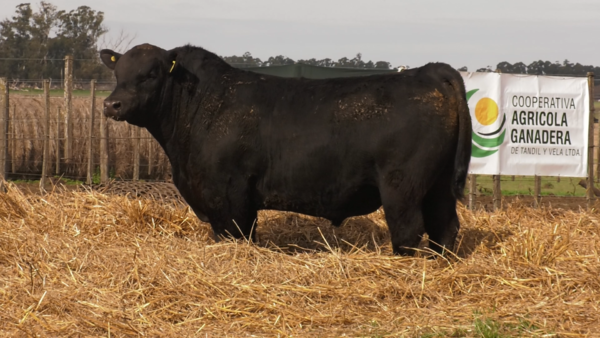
[112,101,121,110]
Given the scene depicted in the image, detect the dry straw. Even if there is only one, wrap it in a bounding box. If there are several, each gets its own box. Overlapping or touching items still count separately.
[0,181,599,337]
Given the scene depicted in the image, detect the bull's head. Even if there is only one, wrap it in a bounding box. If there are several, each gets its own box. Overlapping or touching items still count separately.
[100,44,177,126]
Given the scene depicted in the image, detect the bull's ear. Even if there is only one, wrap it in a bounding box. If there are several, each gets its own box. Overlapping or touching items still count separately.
[167,49,179,74]
[100,49,122,70]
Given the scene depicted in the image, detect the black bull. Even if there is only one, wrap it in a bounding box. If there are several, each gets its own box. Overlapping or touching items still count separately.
[100,44,472,255]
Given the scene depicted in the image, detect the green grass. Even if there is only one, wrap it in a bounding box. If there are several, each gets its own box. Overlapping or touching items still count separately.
[473,175,586,197]
[10,88,111,97]
[11,176,85,185]
[11,167,109,186]
[472,314,548,338]
[417,313,550,338]
[473,317,509,338]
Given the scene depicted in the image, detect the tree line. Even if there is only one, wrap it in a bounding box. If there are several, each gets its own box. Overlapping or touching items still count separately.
[0,2,109,82]
[221,52,394,70]
[224,55,600,78]
[0,2,395,84]
[0,2,598,85]
[463,59,600,77]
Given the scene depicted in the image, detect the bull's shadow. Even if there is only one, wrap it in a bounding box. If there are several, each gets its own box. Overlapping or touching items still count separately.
[253,209,395,255]
[453,227,511,258]
[251,208,510,258]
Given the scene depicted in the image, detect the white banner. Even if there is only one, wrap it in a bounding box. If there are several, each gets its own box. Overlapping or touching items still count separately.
[461,72,590,177]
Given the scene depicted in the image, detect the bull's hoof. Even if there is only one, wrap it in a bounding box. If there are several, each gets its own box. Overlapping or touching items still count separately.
[393,247,418,256]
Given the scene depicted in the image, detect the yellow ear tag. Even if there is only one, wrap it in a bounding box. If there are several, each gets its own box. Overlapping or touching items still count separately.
[170,61,176,73]
[111,56,116,62]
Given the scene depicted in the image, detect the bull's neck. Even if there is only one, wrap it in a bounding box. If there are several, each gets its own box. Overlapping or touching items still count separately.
[144,69,231,167]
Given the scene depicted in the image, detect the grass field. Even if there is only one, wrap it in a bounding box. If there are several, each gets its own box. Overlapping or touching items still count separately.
[11,88,112,97]
[474,175,587,197]
[0,182,598,337]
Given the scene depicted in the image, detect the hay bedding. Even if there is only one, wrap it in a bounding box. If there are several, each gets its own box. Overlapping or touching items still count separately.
[0,182,598,337]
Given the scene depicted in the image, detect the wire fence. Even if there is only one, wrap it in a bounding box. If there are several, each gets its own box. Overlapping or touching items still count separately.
[0,81,171,184]
[7,79,116,91]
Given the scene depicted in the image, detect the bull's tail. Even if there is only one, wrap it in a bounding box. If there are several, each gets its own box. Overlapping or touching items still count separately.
[450,74,472,200]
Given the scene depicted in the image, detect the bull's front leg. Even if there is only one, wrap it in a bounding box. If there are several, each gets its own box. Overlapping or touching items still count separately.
[204,181,258,242]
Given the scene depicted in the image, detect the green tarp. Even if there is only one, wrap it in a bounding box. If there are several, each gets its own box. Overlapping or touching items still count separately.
[243,63,397,79]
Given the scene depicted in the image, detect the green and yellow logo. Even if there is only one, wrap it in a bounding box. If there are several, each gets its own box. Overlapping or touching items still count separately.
[468,89,506,158]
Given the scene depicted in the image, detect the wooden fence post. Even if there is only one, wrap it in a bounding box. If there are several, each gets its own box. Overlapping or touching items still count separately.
[468,174,477,211]
[534,175,541,208]
[492,69,502,211]
[493,175,502,210]
[87,80,96,185]
[64,55,73,161]
[0,78,8,190]
[55,108,60,175]
[597,99,600,182]
[147,131,153,176]
[100,115,109,183]
[11,105,16,174]
[40,80,50,191]
[133,126,140,180]
[587,72,596,210]
[597,124,600,183]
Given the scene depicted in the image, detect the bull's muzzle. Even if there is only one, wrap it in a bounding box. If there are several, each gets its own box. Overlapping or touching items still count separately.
[103,99,122,120]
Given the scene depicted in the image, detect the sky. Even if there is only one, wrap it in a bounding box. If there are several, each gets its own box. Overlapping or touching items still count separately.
[2,0,599,70]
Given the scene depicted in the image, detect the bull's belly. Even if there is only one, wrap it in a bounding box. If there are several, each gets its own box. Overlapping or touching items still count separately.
[257,183,382,223]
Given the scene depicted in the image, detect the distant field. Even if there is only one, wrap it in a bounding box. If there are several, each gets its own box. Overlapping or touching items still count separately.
[474,175,587,197]
[10,88,112,97]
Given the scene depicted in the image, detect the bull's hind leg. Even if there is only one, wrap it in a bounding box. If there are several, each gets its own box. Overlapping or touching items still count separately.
[379,185,426,256]
[422,175,460,255]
